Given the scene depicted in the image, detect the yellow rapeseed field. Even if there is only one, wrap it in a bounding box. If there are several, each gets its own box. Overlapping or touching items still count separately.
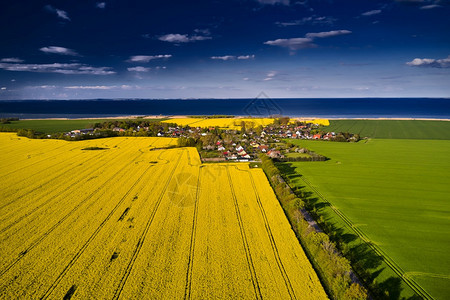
[163,117,330,129]
[162,118,275,129]
[0,133,327,299]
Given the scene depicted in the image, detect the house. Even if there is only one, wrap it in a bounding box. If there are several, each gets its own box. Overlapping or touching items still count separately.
[112,127,125,132]
[218,146,225,151]
[238,150,247,156]
[313,134,322,140]
[236,145,244,152]
[267,150,283,158]
[258,145,269,152]
[80,128,94,134]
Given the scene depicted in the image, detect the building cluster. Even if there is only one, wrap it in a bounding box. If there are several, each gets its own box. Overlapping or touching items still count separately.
[65,119,357,160]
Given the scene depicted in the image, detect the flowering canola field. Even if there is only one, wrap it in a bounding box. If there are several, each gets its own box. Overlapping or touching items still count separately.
[162,118,276,129]
[163,117,330,129]
[0,133,326,299]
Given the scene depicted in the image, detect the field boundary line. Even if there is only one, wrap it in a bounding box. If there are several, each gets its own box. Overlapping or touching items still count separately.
[299,175,434,300]
[40,156,156,299]
[226,167,263,300]
[184,166,202,300]
[0,151,145,282]
[112,148,184,300]
[244,167,296,300]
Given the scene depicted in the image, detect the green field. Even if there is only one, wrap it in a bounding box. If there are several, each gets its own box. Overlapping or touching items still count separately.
[282,138,450,299]
[324,120,450,140]
[0,118,164,134]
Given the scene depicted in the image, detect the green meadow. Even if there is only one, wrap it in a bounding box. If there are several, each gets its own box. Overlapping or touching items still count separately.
[282,136,450,299]
[0,118,164,134]
[324,119,450,140]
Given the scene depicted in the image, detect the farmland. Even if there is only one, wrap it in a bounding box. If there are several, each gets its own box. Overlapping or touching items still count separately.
[162,117,329,129]
[0,118,165,134]
[324,119,450,139]
[0,133,326,299]
[281,138,450,299]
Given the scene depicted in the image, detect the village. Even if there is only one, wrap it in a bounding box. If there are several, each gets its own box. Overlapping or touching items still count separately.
[63,118,359,162]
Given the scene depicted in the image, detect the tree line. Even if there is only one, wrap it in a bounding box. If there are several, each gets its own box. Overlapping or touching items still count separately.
[260,154,368,300]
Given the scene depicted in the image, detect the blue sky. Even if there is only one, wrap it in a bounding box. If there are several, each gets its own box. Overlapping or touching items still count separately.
[0,0,449,99]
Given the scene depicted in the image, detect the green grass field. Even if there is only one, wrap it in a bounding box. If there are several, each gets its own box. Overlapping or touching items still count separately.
[282,138,450,299]
[0,118,164,134]
[324,120,450,140]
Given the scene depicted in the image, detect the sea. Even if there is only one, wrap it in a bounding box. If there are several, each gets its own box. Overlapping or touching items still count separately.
[0,98,449,119]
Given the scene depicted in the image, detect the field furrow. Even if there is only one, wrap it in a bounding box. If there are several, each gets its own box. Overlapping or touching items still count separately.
[0,133,327,299]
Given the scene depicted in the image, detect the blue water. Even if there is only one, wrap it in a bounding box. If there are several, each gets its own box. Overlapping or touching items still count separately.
[0,98,449,119]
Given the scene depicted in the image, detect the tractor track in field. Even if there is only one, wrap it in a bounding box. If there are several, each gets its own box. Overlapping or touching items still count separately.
[0,138,131,210]
[39,156,155,299]
[300,175,434,300]
[0,146,135,235]
[0,153,102,210]
[183,166,202,300]
[0,143,70,175]
[226,167,263,300]
[246,168,297,300]
[112,149,184,300]
[0,137,129,180]
[0,151,145,283]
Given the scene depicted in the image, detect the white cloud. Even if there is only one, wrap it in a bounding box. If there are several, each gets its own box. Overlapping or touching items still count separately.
[127,66,151,72]
[96,2,106,9]
[194,29,211,35]
[361,9,382,16]
[65,85,139,90]
[420,4,442,9]
[45,5,70,21]
[265,30,351,52]
[1,58,24,63]
[264,38,316,50]
[211,55,255,61]
[127,55,172,63]
[276,15,336,27]
[65,86,113,90]
[264,71,278,81]
[158,33,212,43]
[1,87,6,90]
[40,46,79,56]
[406,55,450,68]
[211,55,235,61]
[33,85,57,89]
[305,30,352,38]
[0,62,115,75]
[257,0,290,5]
[237,55,255,60]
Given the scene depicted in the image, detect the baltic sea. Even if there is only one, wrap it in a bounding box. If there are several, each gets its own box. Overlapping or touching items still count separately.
[0,98,449,119]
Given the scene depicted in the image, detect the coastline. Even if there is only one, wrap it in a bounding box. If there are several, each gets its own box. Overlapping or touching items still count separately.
[16,116,450,121]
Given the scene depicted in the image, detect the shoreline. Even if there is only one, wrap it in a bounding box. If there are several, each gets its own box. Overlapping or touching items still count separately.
[14,116,450,121]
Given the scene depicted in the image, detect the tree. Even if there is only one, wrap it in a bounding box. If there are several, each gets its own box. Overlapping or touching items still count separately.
[343,283,368,300]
